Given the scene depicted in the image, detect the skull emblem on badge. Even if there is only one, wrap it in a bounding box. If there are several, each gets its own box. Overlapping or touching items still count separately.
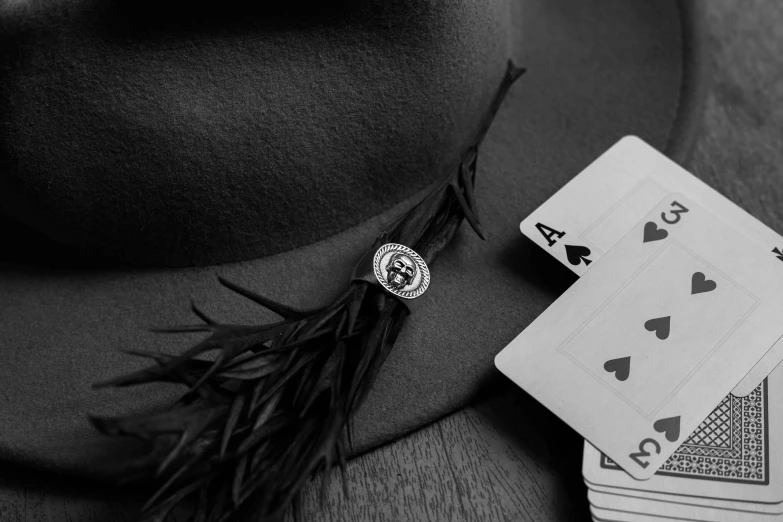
[373,243,430,299]
[386,253,417,290]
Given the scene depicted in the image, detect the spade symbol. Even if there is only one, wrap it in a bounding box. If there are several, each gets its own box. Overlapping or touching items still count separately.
[653,416,681,442]
[643,222,668,243]
[644,316,670,340]
[691,272,717,295]
[603,357,631,382]
[565,244,592,266]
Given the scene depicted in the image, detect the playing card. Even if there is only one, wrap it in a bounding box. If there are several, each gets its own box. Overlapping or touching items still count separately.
[582,365,783,507]
[589,490,780,521]
[518,136,783,397]
[590,505,682,522]
[732,344,782,397]
[496,194,783,479]
[589,482,783,516]
[589,484,782,517]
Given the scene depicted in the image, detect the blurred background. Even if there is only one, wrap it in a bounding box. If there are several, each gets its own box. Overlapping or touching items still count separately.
[1,0,782,520]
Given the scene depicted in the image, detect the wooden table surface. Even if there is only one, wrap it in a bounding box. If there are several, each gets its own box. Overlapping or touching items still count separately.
[3,0,782,520]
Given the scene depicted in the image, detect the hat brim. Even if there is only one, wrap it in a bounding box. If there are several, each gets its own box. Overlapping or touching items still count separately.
[0,0,707,475]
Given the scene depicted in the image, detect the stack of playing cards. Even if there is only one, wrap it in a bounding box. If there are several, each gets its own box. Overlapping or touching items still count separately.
[583,365,783,521]
[495,136,783,520]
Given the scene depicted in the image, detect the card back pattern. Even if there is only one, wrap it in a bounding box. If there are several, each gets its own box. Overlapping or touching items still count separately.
[599,380,769,485]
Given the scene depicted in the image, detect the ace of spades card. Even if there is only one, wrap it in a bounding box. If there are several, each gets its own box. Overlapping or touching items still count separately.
[495,194,783,479]
[519,136,783,398]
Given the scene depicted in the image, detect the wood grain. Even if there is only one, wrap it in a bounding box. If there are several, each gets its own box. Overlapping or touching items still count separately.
[1,0,780,520]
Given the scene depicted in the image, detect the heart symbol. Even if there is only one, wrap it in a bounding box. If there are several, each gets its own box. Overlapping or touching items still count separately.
[565,244,592,267]
[691,272,717,295]
[644,316,670,340]
[643,222,668,243]
[653,416,681,442]
[603,357,631,382]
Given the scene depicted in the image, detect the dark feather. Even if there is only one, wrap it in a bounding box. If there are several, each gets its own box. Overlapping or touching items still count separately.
[459,149,479,223]
[217,276,311,320]
[450,178,485,239]
[190,300,220,325]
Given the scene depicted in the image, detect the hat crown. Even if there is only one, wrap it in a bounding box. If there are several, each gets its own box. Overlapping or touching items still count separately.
[0,0,512,266]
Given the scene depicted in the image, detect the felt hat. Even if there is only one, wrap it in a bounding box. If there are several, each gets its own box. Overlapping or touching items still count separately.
[0,0,707,479]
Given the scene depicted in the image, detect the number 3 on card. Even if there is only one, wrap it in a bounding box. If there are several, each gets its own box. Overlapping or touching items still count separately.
[661,200,689,225]
[629,438,661,469]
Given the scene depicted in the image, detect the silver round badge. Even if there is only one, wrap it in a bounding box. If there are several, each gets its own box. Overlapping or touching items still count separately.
[373,243,430,299]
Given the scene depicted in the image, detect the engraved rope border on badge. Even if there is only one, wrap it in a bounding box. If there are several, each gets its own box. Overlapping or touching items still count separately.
[373,243,430,300]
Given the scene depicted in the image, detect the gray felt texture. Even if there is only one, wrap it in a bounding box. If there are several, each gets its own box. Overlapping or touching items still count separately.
[0,0,705,476]
[0,0,509,266]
